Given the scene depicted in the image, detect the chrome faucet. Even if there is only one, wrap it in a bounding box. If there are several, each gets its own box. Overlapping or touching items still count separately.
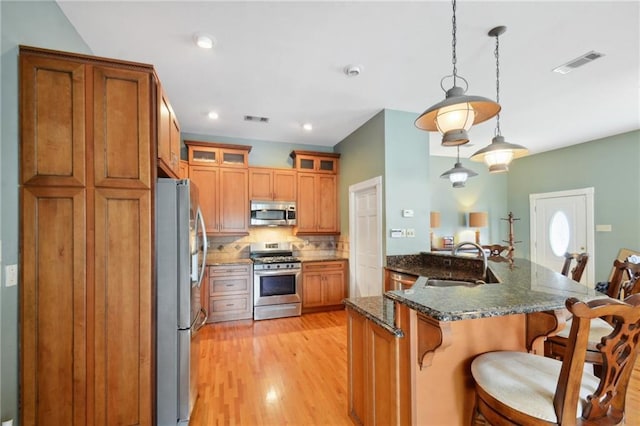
[452,241,488,278]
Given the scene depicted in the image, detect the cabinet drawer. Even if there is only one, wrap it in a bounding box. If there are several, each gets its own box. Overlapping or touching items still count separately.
[209,264,252,276]
[210,276,251,295]
[303,260,345,272]
[209,296,250,314]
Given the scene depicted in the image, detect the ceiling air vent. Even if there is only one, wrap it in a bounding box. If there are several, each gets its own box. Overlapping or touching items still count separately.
[553,50,604,74]
[244,115,269,123]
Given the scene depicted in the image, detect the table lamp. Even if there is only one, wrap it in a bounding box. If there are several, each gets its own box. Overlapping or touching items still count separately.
[430,211,441,249]
[468,212,488,245]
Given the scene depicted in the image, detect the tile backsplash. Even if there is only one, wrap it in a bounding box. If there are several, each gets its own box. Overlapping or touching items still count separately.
[207,228,349,261]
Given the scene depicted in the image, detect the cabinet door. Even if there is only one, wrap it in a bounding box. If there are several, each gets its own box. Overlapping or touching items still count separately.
[94,188,152,425]
[20,54,86,187]
[324,270,346,305]
[189,166,218,234]
[169,110,181,174]
[249,168,273,200]
[218,168,249,234]
[157,88,173,176]
[296,173,316,233]
[21,187,87,426]
[347,308,367,426]
[317,174,338,233]
[273,169,296,201]
[178,160,189,179]
[93,65,151,189]
[302,273,324,307]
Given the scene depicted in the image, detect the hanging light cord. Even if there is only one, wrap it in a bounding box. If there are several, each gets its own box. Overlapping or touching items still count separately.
[494,31,502,137]
[451,0,458,86]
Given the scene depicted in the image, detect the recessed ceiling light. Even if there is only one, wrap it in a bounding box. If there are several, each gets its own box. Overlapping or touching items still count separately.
[193,32,215,49]
[302,123,313,131]
[208,111,219,120]
[344,64,362,77]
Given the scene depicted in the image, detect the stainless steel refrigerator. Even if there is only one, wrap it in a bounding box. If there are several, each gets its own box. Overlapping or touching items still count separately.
[156,178,208,425]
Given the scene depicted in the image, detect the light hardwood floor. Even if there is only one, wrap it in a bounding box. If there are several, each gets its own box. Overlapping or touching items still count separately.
[191,309,640,425]
[191,310,352,425]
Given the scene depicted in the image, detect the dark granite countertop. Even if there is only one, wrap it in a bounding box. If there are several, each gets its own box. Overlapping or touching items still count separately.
[206,257,253,266]
[345,255,602,332]
[343,296,403,337]
[299,255,348,263]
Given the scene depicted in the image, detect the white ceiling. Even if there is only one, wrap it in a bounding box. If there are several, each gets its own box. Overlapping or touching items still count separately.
[56,0,640,158]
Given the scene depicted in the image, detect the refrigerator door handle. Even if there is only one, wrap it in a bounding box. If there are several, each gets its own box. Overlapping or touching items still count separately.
[191,307,208,335]
[196,206,208,288]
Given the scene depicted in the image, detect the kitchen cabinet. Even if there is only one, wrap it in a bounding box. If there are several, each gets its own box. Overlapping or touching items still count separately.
[178,160,189,179]
[347,304,411,426]
[206,264,253,322]
[186,141,250,235]
[186,140,250,167]
[291,151,340,235]
[157,85,181,178]
[302,260,347,313]
[20,46,153,426]
[384,269,418,291]
[249,167,296,201]
[291,150,339,174]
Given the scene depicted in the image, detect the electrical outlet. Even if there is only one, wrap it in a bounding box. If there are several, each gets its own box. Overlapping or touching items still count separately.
[6,264,18,287]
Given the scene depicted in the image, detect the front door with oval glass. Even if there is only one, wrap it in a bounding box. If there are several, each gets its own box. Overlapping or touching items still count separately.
[530,188,595,286]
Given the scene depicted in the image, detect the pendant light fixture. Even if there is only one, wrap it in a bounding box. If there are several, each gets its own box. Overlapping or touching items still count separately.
[440,146,478,188]
[471,26,528,173]
[415,0,501,146]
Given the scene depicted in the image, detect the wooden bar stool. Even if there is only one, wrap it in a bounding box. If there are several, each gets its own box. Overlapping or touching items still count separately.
[471,294,640,425]
[544,259,639,369]
[560,252,588,282]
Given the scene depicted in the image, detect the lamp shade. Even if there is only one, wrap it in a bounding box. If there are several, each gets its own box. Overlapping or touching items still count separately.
[470,135,528,173]
[440,162,478,188]
[469,212,488,228]
[430,211,441,228]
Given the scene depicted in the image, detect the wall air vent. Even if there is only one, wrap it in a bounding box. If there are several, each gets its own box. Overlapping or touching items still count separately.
[553,50,605,74]
[244,115,270,123]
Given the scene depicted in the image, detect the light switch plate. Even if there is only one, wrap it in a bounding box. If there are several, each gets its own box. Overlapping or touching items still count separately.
[402,209,414,218]
[595,224,612,232]
[406,228,416,237]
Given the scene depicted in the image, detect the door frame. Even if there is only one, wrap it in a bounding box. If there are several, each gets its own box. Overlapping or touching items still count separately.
[349,176,383,297]
[529,187,595,285]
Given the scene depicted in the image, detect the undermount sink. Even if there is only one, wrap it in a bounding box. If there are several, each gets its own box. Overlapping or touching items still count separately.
[424,279,485,287]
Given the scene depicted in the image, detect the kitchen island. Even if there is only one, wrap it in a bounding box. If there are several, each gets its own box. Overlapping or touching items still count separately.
[344,254,600,426]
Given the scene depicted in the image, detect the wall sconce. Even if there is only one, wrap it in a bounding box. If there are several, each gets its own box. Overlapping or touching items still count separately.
[468,212,488,244]
[430,211,441,249]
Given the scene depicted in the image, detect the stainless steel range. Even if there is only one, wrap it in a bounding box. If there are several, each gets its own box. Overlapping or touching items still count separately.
[250,242,302,320]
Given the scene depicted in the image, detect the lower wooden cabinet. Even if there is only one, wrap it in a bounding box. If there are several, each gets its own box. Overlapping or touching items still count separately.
[384,268,418,291]
[347,305,411,426]
[206,264,253,322]
[301,260,347,313]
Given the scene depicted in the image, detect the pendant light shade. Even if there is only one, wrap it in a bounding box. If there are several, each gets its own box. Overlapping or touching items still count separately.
[471,26,528,172]
[470,135,528,173]
[415,0,500,146]
[440,147,478,188]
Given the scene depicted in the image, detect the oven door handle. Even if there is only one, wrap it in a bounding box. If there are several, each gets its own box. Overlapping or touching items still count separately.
[254,268,301,276]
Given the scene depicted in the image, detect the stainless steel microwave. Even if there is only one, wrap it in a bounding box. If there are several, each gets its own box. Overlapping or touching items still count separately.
[250,201,296,226]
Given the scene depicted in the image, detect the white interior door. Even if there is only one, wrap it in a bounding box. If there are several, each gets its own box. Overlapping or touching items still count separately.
[530,188,595,286]
[349,177,383,297]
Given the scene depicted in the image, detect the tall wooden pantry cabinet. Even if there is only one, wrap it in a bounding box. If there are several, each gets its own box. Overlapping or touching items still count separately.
[19,46,156,426]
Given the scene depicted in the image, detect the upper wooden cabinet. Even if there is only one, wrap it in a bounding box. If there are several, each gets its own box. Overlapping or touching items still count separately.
[178,160,189,179]
[290,150,340,174]
[186,140,250,167]
[19,46,153,426]
[186,141,250,235]
[249,167,296,201]
[157,85,181,178]
[292,150,340,235]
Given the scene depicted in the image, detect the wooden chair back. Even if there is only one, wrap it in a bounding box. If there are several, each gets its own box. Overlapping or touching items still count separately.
[621,261,640,298]
[554,295,640,424]
[560,252,588,282]
[608,259,637,299]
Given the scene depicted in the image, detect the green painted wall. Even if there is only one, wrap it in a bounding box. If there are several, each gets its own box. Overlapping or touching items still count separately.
[384,110,431,255]
[334,110,385,238]
[508,130,640,282]
[429,156,508,248]
[180,132,332,169]
[1,0,92,420]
